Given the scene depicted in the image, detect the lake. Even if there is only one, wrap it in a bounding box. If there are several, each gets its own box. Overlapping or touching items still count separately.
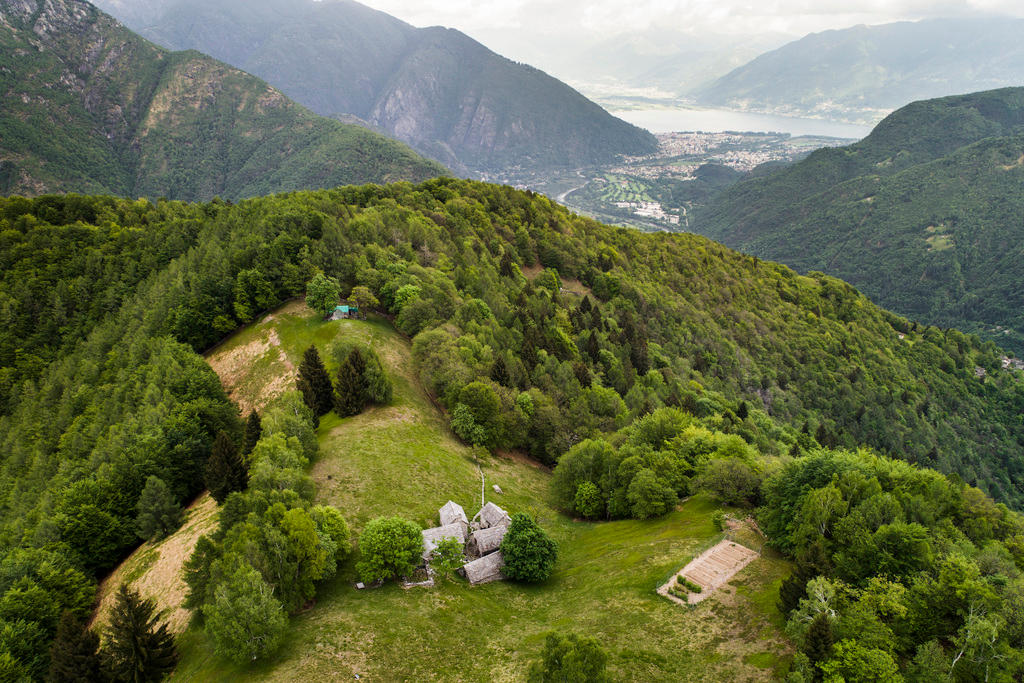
[612,106,874,139]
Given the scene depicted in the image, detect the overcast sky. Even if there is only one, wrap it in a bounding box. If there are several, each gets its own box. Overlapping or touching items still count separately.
[356,0,1024,39]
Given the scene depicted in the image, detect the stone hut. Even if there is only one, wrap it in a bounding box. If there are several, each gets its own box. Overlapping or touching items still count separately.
[472,502,510,530]
[468,524,508,558]
[462,551,504,585]
[421,523,467,562]
[439,500,468,528]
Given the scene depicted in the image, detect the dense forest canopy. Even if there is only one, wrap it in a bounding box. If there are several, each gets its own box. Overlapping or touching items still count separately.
[1,178,1023,677]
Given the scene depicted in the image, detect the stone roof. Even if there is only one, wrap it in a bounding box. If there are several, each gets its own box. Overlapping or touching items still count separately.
[439,500,468,527]
[463,551,504,585]
[469,524,508,556]
[421,523,467,561]
[474,502,510,529]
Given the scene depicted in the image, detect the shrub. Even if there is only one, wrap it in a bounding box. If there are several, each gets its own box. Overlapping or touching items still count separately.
[527,631,609,683]
[500,513,558,583]
[356,517,422,584]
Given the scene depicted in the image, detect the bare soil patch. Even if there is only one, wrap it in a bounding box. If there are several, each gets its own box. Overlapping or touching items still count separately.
[658,539,759,606]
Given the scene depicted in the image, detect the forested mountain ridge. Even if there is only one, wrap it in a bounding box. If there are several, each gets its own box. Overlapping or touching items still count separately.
[692,17,1024,123]
[91,0,659,175]
[2,180,1024,678]
[0,0,445,200]
[692,87,1024,354]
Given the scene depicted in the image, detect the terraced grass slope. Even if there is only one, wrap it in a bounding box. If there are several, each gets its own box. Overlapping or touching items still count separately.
[101,301,792,681]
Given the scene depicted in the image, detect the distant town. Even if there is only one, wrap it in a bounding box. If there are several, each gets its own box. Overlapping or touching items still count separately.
[496,131,854,231]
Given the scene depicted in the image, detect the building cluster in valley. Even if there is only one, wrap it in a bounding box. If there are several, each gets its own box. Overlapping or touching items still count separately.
[421,500,511,585]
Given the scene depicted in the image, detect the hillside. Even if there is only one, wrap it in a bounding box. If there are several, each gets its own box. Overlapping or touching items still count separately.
[693,17,1024,124]
[91,0,659,175]
[0,0,445,200]
[118,301,785,681]
[692,88,1024,354]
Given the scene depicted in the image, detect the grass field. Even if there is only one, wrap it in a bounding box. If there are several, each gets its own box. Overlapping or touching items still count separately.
[104,302,792,681]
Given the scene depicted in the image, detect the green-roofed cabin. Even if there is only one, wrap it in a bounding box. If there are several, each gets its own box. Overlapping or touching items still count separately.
[329,304,359,320]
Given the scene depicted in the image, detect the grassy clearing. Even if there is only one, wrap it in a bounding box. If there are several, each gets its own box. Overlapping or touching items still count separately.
[159,303,792,681]
[92,494,219,634]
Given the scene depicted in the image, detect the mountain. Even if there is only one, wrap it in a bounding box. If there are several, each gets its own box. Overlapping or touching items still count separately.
[693,17,1024,123]
[3,180,1024,678]
[91,0,658,176]
[466,25,786,98]
[692,87,1024,353]
[0,0,445,201]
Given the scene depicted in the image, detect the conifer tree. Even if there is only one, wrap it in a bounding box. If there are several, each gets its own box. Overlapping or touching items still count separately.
[135,476,182,541]
[241,410,262,456]
[297,345,333,416]
[491,355,511,386]
[205,432,247,504]
[804,612,835,676]
[334,348,368,417]
[47,611,101,683]
[101,585,177,683]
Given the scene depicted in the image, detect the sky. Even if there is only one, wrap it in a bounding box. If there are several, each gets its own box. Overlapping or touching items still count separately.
[355,0,1024,39]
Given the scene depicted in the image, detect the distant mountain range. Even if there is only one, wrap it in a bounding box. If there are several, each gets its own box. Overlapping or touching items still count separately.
[692,87,1024,353]
[94,0,658,176]
[0,0,445,201]
[692,18,1024,123]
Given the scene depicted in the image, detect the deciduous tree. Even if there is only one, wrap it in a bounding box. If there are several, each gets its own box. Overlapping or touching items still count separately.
[355,517,422,584]
[305,272,340,318]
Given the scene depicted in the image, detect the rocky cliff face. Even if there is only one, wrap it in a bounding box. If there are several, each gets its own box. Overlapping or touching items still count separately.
[92,0,658,176]
[0,0,445,199]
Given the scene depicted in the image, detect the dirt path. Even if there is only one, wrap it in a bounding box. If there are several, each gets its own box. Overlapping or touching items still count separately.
[658,539,759,606]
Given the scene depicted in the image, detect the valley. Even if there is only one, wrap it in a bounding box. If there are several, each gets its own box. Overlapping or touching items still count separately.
[511,131,852,231]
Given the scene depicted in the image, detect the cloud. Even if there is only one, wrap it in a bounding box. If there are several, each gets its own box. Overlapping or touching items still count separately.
[359,0,1024,38]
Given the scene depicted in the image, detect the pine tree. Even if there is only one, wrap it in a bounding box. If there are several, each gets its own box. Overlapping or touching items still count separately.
[101,585,177,683]
[334,348,368,417]
[47,611,101,683]
[499,251,516,278]
[297,345,334,417]
[205,432,247,504]
[241,410,262,455]
[491,355,511,386]
[803,612,834,677]
[135,476,182,541]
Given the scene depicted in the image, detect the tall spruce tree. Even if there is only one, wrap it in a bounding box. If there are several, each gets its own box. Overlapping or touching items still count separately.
[204,432,247,504]
[491,355,511,386]
[101,586,177,683]
[297,345,334,417]
[804,612,835,678]
[47,611,101,683]
[241,410,262,456]
[334,348,368,417]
